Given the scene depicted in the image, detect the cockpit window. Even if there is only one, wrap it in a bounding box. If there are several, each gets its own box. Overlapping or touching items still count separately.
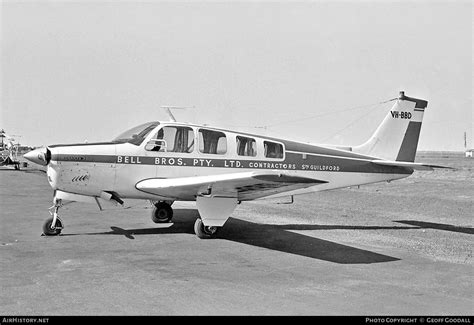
[112,122,159,146]
[147,126,195,153]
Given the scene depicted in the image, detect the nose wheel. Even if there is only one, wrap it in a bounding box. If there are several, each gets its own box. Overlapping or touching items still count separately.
[43,199,64,236]
[42,216,64,236]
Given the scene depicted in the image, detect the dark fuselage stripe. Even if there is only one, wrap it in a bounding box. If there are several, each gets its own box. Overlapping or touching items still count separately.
[52,152,411,174]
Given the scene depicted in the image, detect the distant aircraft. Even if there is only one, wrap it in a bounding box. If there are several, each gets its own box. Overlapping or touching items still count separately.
[0,129,21,170]
[25,91,447,238]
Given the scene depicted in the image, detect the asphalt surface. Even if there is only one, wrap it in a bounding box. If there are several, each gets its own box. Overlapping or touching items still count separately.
[0,155,472,315]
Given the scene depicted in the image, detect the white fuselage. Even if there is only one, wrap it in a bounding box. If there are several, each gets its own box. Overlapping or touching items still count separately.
[46,122,411,202]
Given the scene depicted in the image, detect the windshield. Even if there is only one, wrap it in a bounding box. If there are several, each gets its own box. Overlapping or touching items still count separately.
[112,122,159,145]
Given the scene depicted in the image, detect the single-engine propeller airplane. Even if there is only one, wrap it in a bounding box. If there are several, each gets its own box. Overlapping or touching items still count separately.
[25,91,447,238]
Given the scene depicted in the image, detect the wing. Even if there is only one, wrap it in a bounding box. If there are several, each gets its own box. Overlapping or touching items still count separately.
[135,171,327,201]
[371,159,453,171]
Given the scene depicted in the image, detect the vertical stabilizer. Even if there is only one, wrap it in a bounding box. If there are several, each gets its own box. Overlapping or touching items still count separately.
[353,91,427,162]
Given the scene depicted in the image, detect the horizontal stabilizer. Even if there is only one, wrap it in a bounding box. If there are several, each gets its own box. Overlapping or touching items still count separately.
[371,160,452,171]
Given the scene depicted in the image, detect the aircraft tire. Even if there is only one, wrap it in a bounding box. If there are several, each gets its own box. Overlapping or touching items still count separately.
[42,217,63,236]
[194,218,219,239]
[151,202,173,223]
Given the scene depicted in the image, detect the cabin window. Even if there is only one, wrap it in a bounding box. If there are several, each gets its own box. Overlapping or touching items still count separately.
[236,136,256,157]
[147,126,194,153]
[198,129,227,154]
[264,141,284,159]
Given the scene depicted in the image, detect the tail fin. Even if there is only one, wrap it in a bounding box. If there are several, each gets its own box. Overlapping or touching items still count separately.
[353,91,427,162]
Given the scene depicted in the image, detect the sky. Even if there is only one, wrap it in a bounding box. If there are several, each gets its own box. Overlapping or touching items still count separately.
[1,0,472,151]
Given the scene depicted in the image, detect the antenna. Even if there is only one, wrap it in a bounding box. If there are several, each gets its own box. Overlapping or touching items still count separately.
[161,106,194,122]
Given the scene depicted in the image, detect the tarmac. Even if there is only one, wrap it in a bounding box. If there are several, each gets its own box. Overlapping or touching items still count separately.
[0,154,472,315]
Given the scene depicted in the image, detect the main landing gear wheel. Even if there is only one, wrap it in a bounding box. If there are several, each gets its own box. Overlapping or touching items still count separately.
[42,216,63,236]
[151,201,173,223]
[194,218,219,239]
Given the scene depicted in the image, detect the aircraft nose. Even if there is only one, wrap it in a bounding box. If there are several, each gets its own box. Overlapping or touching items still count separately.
[24,147,50,166]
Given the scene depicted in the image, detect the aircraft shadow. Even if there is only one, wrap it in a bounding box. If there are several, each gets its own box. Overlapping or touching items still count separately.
[219,219,402,264]
[64,209,402,264]
[394,220,474,235]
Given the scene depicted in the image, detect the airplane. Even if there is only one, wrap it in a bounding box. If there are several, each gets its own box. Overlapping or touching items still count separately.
[1,129,22,170]
[24,91,448,239]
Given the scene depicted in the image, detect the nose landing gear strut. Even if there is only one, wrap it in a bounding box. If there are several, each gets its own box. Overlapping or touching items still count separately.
[43,199,64,236]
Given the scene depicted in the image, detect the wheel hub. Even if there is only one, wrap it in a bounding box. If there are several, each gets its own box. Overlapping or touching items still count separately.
[204,226,217,235]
